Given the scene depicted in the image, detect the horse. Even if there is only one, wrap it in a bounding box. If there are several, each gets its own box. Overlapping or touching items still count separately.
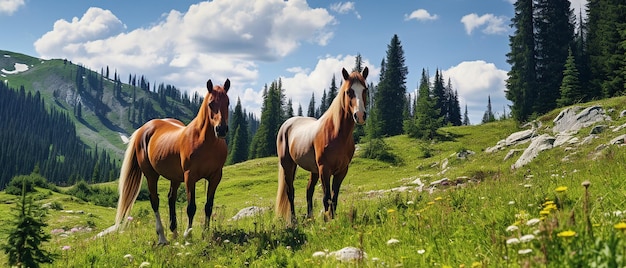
[97,79,230,245]
[275,67,369,223]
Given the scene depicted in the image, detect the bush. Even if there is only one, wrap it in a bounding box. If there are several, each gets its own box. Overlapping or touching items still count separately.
[5,173,57,195]
[361,138,401,164]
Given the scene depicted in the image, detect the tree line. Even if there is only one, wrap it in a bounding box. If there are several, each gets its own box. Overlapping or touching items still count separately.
[506,0,626,123]
[0,83,118,189]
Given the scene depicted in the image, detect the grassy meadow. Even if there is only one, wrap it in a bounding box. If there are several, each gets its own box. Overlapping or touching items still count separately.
[1,99,626,267]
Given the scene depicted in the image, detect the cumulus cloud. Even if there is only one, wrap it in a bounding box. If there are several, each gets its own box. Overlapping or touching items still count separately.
[442,60,510,124]
[330,2,360,19]
[404,9,438,21]
[0,0,24,15]
[279,55,378,115]
[33,0,335,108]
[461,13,508,35]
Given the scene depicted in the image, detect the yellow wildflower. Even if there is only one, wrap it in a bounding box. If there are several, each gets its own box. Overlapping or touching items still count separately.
[555,186,568,193]
[427,201,435,205]
[543,200,555,206]
[471,262,482,268]
[557,230,576,238]
[540,210,551,216]
[434,196,443,201]
[387,209,396,213]
[614,222,626,231]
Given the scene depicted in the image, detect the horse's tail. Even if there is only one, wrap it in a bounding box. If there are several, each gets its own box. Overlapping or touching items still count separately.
[97,132,142,238]
[275,161,292,222]
[114,132,143,227]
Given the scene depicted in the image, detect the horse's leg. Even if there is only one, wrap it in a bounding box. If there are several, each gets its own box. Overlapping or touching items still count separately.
[146,173,168,245]
[183,172,197,239]
[305,172,319,218]
[318,166,333,221]
[203,171,222,236]
[329,168,348,219]
[168,180,181,239]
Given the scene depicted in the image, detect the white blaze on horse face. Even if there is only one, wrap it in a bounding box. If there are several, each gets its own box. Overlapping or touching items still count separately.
[352,83,367,125]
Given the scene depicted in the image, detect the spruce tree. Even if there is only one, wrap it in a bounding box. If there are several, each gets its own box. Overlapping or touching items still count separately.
[410,69,441,139]
[227,98,249,164]
[307,93,316,118]
[506,0,536,122]
[2,182,56,267]
[374,34,408,136]
[481,95,496,123]
[463,104,470,126]
[557,48,583,107]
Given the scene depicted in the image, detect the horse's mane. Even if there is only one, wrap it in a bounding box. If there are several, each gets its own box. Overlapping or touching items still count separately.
[319,71,367,136]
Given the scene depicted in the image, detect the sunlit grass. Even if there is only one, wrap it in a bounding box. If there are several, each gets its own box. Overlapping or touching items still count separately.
[1,97,626,267]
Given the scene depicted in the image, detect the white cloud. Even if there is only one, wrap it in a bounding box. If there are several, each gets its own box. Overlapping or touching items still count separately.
[404,9,438,21]
[33,0,335,114]
[280,55,378,114]
[461,13,508,35]
[442,60,510,124]
[330,2,360,19]
[0,0,24,15]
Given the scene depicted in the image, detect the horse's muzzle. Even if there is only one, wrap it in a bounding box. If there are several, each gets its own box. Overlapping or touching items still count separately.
[353,112,367,125]
[215,125,229,138]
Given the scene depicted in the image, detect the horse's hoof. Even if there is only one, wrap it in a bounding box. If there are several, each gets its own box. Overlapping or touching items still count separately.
[157,240,169,246]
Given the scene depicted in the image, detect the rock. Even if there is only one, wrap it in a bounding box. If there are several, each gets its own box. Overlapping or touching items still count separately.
[511,134,555,169]
[610,134,626,145]
[552,106,610,134]
[231,206,267,220]
[328,247,367,262]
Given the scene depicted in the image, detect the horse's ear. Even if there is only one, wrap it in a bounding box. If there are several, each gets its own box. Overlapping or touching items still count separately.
[342,68,350,80]
[362,67,369,79]
[207,79,214,93]
[223,79,230,93]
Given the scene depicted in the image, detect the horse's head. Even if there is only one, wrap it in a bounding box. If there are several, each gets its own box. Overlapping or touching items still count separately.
[341,66,369,125]
[205,79,231,139]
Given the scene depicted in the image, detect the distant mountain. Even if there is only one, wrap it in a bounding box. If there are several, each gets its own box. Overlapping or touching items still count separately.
[0,50,203,185]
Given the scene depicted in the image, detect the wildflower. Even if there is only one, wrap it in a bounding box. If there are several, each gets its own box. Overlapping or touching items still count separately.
[127,216,134,222]
[506,238,520,245]
[506,225,519,232]
[523,184,532,188]
[508,201,515,205]
[555,186,567,193]
[417,249,426,254]
[471,262,482,268]
[540,210,551,216]
[387,209,396,213]
[139,262,150,267]
[312,251,326,258]
[526,218,541,226]
[427,201,435,205]
[542,200,555,206]
[387,239,400,245]
[557,230,576,238]
[407,201,414,205]
[124,254,133,262]
[520,234,535,243]
[62,245,71,251]
[614,222,626,231]
[435,197,443,201]
[518,248,532,255]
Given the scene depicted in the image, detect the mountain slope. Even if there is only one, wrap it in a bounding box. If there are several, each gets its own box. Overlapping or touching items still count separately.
[1,50,200,159]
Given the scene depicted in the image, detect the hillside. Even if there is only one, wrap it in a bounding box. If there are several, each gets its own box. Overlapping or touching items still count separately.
[0,50,200,159]
[1,96,625,266]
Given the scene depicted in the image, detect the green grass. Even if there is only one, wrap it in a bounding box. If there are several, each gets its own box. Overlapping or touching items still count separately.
[1,98,626,267]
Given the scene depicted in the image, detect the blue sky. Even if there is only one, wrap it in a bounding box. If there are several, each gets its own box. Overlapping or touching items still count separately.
[0,0,586,125]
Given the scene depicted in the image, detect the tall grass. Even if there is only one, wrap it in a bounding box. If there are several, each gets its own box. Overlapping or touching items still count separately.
[1,100,626,267]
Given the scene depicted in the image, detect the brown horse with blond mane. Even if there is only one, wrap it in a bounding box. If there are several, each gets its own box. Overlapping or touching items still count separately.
[98,79,230,245]
[276,67,369,223]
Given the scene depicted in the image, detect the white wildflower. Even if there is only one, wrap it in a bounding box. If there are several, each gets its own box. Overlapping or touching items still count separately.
[520,234,535,243]
[387,238,400,245]
[506,238,520,245]
[417,249,426,254]
[526,218,541,226]
[518,248,532,255]
[123,254,133,262]
[312,251,326,258]
[506,225,519,232]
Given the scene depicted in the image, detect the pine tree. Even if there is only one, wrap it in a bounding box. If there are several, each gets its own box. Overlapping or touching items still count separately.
[409,69,440,139]
[297,104,303,116]
[227,98,249,164]
[432,69,447,125]
[557,48,583,107]
[463,104,470,126]
[2,182,56,267]
[374,34,408,136]
[506,0,536,122]
[307,93,316,118]
[533,0,575,114]
[482,95,496,123]
[249,80,284,158]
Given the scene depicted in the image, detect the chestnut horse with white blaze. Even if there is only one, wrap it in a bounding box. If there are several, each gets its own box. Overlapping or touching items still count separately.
[98,79,230,245]
[276,67,369,223]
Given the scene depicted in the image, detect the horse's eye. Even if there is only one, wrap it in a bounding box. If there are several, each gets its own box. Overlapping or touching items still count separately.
[347,89,355,98]
[208,102,216,111]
